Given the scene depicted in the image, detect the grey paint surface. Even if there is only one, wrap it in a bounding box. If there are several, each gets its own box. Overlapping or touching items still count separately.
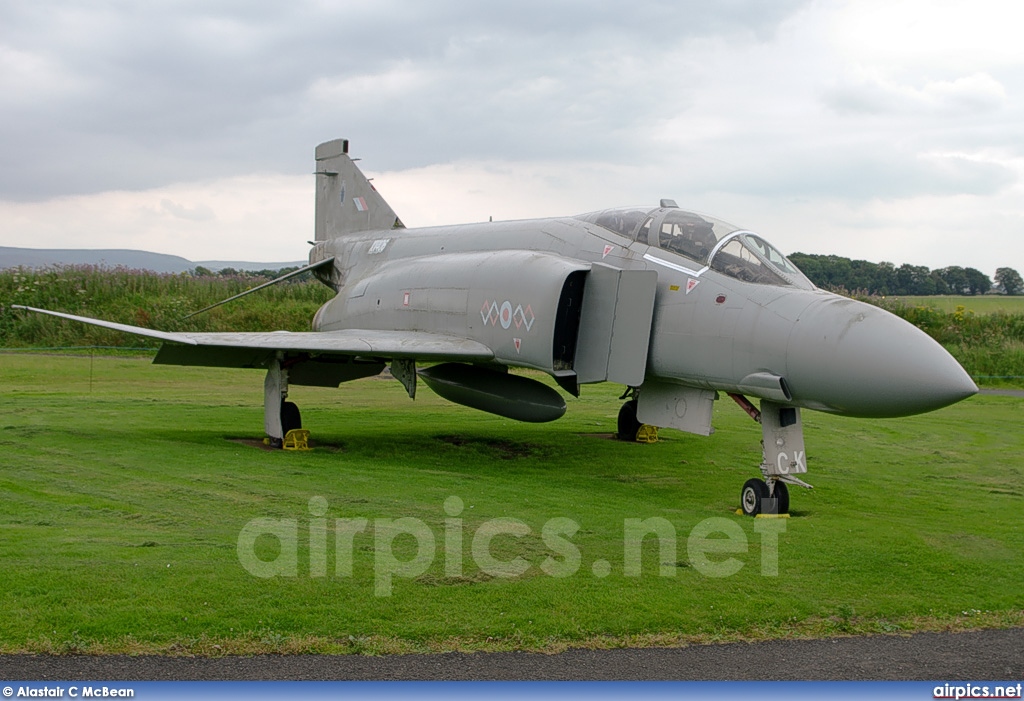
[575,264,658,386]
[637,381,717,436]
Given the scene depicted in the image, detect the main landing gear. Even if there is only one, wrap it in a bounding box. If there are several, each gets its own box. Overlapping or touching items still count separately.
[281,400,302,435]
[264,355,302,448]
[616,391,659,442]
[617,398,641,441]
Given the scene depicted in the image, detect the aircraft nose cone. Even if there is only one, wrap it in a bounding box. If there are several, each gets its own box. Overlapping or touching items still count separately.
[787,297,977,418]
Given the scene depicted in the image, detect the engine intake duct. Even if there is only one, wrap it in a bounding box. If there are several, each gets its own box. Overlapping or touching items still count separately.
[737,372,792,402]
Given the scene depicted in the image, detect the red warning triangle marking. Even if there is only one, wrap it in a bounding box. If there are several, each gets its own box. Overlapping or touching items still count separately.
[685,278,700,294]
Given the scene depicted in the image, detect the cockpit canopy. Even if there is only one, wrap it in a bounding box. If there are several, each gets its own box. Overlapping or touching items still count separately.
[576,206,814,290]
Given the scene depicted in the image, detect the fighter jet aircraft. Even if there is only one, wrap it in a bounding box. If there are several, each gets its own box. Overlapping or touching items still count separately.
[16,138,978,515]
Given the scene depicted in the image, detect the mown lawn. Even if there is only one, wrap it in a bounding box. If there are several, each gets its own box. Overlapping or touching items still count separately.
[0,353,1021,654]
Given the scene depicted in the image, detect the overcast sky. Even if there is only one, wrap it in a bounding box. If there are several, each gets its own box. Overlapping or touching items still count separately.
[2,0,1023,274]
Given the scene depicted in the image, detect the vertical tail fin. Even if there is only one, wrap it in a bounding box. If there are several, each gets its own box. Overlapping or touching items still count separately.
[314,139,405,240]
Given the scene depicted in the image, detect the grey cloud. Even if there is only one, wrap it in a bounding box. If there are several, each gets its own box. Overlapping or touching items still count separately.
[822,72,1008,117]
[0,0,809,199]
[676,139,1017,201]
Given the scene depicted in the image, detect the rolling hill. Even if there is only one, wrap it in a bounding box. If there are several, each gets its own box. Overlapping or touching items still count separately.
[0,246,304,273]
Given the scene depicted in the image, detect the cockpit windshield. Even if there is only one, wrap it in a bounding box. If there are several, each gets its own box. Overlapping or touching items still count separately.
[654,210,738,265]
[576,206,814,290]
[576,208,650,239]
[709,233,814,289]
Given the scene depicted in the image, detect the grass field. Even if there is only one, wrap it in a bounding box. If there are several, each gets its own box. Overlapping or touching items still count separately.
[1,353,1022,655]
[891,296,1024,315]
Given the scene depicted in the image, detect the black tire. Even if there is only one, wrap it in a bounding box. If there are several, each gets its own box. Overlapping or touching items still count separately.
[617,400,641,441]
[740,478,769,516]
[772,480,790,515]
[281,400,302,434]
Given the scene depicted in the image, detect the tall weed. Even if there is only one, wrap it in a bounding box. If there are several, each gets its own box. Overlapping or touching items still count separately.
[0,266,333,348]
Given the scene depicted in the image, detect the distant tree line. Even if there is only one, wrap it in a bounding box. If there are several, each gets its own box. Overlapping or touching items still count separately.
[788,254,1024,296]
[191,265,304,279]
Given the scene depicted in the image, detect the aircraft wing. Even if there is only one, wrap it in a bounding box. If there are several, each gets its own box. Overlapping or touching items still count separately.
[12,305,495,369]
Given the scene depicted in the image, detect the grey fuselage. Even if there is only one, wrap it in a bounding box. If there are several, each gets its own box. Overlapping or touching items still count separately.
[308,208,977,420]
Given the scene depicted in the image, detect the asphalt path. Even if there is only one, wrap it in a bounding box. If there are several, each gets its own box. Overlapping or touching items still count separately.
[979,388,1024,397]
[1,629,1022,680]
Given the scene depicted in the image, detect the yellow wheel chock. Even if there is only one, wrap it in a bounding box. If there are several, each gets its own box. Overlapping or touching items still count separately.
[283,429,311,451]
[635,424,659,443]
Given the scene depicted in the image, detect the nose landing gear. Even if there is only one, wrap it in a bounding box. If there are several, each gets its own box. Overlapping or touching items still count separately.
[740,477,790,516]
[730,394,811,516]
